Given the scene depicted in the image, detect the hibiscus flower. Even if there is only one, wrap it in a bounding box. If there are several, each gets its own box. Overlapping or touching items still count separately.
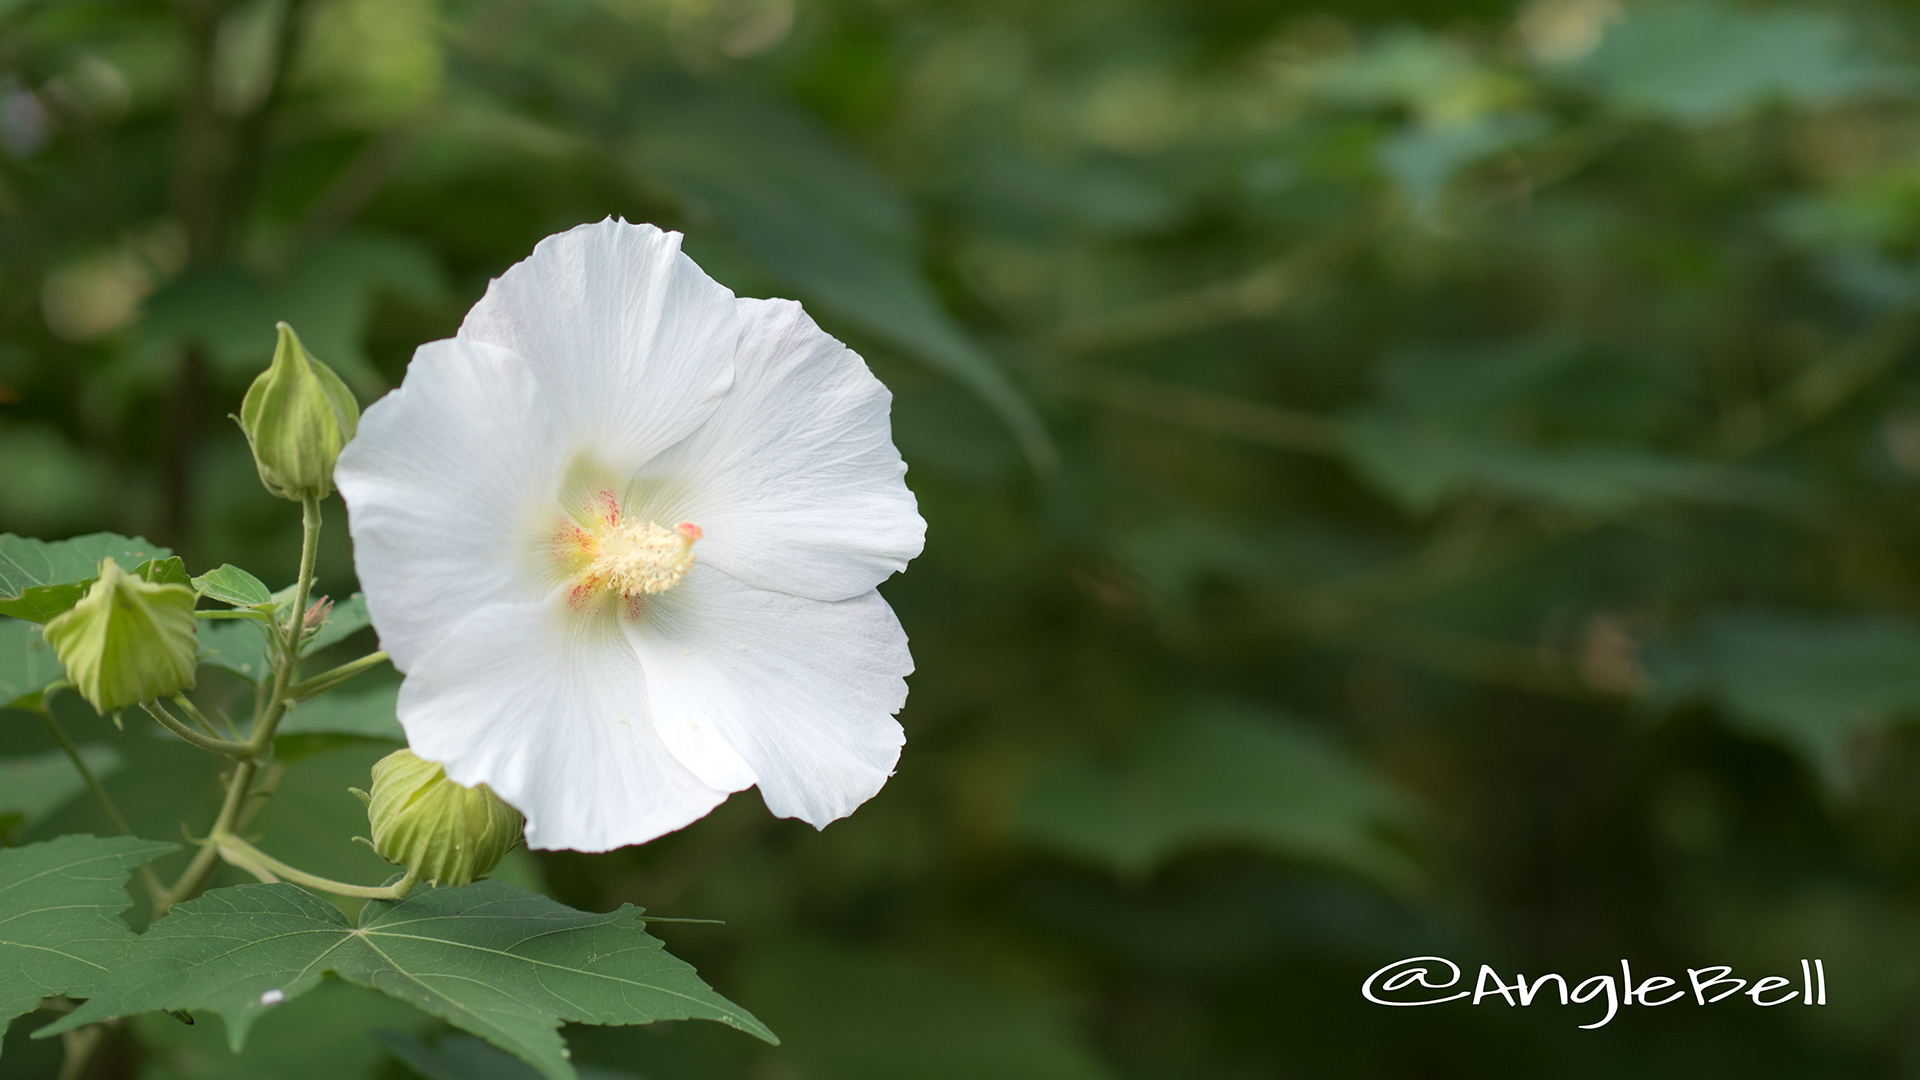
[334,219,925,851]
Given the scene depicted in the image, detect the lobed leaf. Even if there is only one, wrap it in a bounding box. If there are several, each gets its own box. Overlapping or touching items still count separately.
[0,834,178,1055]
[40,879,775,1080]
[0,533,174,623]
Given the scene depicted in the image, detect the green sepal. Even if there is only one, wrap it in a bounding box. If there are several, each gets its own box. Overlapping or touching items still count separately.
[42,558,198,714]
[365,749,523,888]
[236,321,360,501]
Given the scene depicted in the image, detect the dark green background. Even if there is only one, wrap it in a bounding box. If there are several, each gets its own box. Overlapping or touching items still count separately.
[7,0,1920,1075]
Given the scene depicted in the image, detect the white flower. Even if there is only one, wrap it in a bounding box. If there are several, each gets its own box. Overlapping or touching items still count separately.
[334,219,925,852]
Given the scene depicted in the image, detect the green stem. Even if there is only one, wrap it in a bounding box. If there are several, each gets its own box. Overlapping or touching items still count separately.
[216,833,417,900]
[169,692,223,739]
[246,496,323,756]
[36,703,166,907]
[161,496,326,916]
[160,758,256,916]
[140,700,255,758]
[288,496,322,657]
[288,650,389,702]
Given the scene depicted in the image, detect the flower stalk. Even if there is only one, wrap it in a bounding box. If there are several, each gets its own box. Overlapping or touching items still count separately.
[215,833,418,900]
[288,650,389,701]
[157,494,399,914]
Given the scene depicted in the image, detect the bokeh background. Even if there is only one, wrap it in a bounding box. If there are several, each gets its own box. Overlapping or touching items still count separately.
[6,0,1920,1075]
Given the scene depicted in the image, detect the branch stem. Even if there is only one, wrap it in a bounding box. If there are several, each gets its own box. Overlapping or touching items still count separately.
[140,701,254,758]
[159,497,325,915]
[216,833,417,899]
[159,758,255,916]
[288,650,389,702]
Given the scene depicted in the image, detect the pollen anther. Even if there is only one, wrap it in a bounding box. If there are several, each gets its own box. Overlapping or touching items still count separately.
[562,493,701,600]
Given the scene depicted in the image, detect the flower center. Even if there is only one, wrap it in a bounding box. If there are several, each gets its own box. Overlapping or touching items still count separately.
[558,491,701,603]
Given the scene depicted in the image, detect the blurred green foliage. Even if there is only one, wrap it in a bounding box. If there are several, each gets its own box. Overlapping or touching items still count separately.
[8,0,1920,1075]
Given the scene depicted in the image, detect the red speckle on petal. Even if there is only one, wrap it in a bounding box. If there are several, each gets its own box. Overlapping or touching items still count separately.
[597,490,621,526]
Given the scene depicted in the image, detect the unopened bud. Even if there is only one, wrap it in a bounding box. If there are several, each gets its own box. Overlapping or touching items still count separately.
[43,559,197,714]
[237,322,359,501]
[360,749,522,887]
[303,596,332,632]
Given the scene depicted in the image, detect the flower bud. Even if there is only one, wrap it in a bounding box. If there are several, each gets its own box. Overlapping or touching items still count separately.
[42,558,197,714]
[237,321,360,501]
[361,749,522,887]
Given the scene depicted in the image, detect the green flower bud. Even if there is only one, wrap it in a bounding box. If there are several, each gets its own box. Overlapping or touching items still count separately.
[237,321,360,501]
[43,558,197,714]
[361,749,523,887]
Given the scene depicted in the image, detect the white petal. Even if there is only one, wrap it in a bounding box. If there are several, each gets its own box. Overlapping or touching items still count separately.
[336,338,566,671]
[625,565,910,829]
[630,298,925,602]
[459,219,737,473]
[398,601,730,852]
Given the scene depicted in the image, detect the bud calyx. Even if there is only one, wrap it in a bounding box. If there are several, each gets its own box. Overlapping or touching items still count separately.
[43,558,198,714]
[238,321,360,501]
[360,749,522,887]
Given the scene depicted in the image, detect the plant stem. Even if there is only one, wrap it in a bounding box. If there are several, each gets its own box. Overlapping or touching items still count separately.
[216,833,418,899]
[36,703,166,907]
[159,758,255,916]
[170,691,223,738]
[140,700,255,758]
[288,650,389,701]
[162,496,327,915]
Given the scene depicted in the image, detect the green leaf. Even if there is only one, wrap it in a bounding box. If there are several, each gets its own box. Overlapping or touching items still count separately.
[1015,705,1419,886]
[0,746,122,830]
[1645,612,1920,789]
[1377,113,1547,224]
[633,89,1055,472]
[1565,0,1900,124]
[196,583,368,679]
[0,834,178,1053]
[40,879,775,1080]
[134,556,192,587]
[198,618,275,682]
[193,565,273,608]
[137,978,433,1080]
[0,616,63,709]
[0,533,174,623]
